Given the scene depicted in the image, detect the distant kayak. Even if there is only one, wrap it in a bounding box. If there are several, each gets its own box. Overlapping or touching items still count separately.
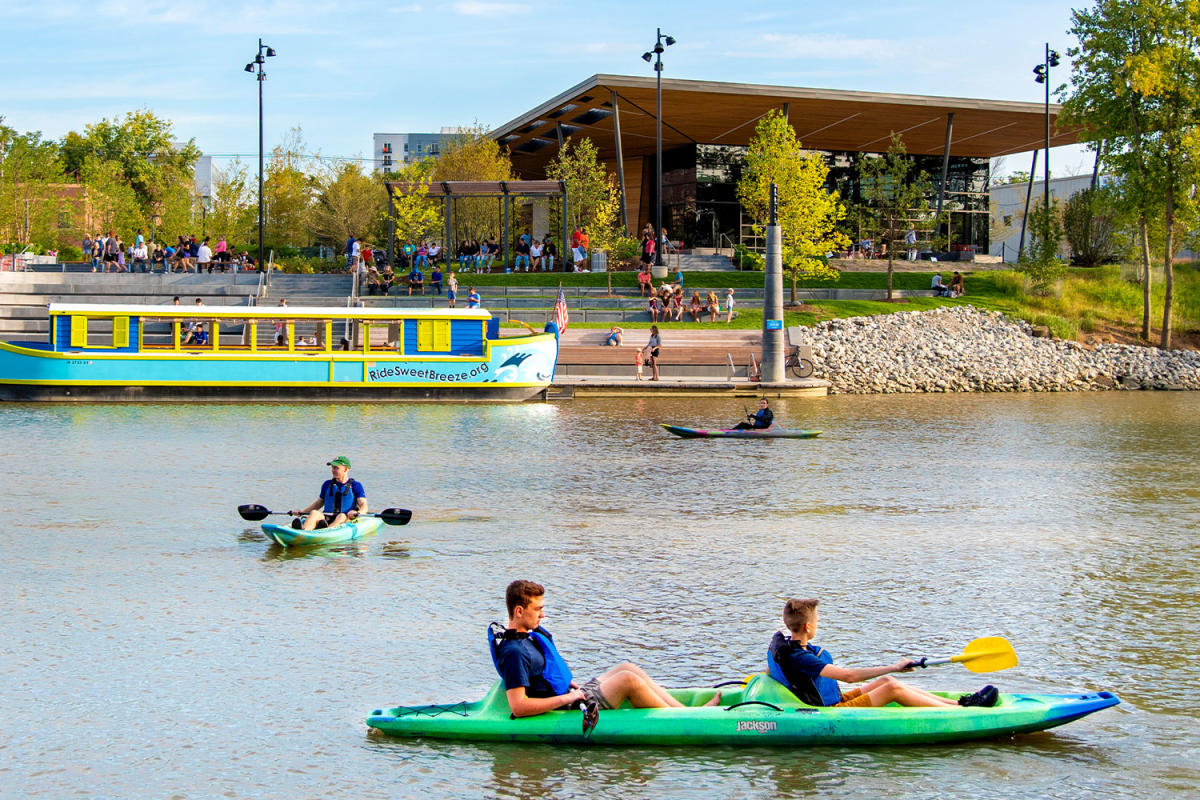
[262,516,382,547]
[662,424,822,439]
[367,673,1119,746]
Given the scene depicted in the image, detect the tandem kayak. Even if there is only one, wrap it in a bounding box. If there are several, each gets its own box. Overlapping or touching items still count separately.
[367,673,1119,746]
[262,516,382,547]
[662,424,822,439]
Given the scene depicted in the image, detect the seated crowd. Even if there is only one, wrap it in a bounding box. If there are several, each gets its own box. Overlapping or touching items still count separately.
[82,231,259,274]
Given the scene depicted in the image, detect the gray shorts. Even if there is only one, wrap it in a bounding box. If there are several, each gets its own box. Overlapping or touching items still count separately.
[578,677,613,710]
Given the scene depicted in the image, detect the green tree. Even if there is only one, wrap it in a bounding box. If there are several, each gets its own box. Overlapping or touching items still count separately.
[1062,186,1119,266]
[308,160,385,254]
[0,120,70,249]
[856,132,934,300]
[206,159,256,248]
[737,110,848,303]
[545,137,623,249]
[431,124,515,246]
[1020,198,1068,295]
[61,111,199,215]
[384,159,444,250]
[1062,0,1200,347]
[263,127,315,250]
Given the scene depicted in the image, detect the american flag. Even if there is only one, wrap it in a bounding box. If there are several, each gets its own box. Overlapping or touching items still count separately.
[553,286,569,332]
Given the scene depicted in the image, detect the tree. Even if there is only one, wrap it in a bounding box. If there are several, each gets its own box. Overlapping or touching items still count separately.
[0,120,70,249]
[431,124,514,246]
[1062,186,1119,266]
[60,111,199,215]
[1062,0,1200,347]
[308,160,385,251]
[855,132,934,300]
[737,110,848,303]
[1020,198,1068,295]
[545,137,628,280]
[384,160,443,249]
[263,127,315,250]
[206,160,256,248]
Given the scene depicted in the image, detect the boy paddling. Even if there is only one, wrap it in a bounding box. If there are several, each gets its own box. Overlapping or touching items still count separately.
[768,598,998,709]
[493,580,721,720]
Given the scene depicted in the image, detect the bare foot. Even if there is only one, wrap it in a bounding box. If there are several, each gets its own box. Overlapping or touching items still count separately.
[703,691,722,707]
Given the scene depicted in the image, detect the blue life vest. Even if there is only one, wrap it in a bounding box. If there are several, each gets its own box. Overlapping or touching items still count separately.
[768,635,843,707]
[322,479,359,514]
[488,623,573,695]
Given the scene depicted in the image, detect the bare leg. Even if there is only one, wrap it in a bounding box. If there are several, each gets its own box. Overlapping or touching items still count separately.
[860,676,960,708]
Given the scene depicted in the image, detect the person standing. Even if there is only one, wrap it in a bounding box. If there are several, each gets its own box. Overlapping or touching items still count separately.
[642,324,662,381]
[724,288,736,324]
[345,234,357,272]
[447,271,458,308]
[904,227,918,261]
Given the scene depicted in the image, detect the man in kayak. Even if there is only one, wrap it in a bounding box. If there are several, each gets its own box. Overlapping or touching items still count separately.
[768,598,998,708]
[733,398,774,430]
[288,456,367,531]
[493,580,721,720]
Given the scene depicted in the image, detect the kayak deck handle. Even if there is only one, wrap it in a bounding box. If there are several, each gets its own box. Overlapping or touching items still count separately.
[724,700,783,712]
[712,680,750,688]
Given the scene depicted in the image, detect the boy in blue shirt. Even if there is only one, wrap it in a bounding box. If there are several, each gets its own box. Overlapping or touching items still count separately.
[494,580,721,719]
[768,598,998,708]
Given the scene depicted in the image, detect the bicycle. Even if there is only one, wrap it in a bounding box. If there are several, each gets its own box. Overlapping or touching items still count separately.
[784,347,815,379]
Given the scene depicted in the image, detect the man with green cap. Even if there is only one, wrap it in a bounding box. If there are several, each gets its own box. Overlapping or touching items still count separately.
[288,456,368,531]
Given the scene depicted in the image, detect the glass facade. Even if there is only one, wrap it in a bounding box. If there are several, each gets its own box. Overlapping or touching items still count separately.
[649,144,991,251]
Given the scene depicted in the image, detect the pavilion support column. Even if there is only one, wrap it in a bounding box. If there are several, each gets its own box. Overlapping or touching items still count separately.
[443,194,452,264]
[782,102,789,124]
[561,181,569,273]
[935,113,954,219]
[502,192,510,269]
[1018,149,1038,261]
[387,190,395,267]
[611,90,629,235]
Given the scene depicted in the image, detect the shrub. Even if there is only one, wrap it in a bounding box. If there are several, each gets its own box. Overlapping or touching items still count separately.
[609,236,640,261]
[57,245,84,261]
[1030,311,1077,340]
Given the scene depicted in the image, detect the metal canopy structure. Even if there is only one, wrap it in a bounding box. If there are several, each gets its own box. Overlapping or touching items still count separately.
[490,74,1085,240]
[383,180,568,269]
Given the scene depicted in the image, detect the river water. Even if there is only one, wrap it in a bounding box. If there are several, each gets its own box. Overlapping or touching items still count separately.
[1,393,1197,799]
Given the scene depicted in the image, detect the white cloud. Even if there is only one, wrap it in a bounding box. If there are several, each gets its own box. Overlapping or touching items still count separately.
[452,1,530,16]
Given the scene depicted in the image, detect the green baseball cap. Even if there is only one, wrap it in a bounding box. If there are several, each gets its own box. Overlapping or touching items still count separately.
[326,456,352,468]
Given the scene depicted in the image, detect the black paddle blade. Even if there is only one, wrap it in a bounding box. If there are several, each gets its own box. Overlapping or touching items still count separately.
[379,508,412,526]
[238,504,271,521]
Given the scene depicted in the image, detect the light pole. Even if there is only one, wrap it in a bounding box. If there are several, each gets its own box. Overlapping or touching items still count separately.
[1033,44,1060,213]
[245,39,276,269]
[642,28,675,267]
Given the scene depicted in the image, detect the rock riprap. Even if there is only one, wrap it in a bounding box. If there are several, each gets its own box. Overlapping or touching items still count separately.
[803,306,1200,394]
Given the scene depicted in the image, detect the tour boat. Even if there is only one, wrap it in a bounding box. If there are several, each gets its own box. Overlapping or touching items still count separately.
[0,303,558,401]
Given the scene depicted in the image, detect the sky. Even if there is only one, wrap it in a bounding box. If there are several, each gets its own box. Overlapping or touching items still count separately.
[1,0,1093,177]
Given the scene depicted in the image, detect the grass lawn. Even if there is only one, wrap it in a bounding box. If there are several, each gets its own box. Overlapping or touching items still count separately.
[485,264,1199,346]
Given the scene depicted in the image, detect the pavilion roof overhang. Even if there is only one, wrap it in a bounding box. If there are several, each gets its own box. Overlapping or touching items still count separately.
[490,74,1084,175]
[384,179,566,199]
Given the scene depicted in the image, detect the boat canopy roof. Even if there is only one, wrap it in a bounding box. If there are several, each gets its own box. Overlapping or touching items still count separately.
[47,303,493,320]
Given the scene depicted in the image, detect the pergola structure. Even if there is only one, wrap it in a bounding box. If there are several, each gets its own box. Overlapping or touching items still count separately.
[490,74,1085,237]
[383,179,567,268]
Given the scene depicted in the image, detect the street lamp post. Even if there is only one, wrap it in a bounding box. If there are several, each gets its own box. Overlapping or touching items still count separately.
[642,28,675,268]
[245,39,276,269]
[1032,44,1060,213]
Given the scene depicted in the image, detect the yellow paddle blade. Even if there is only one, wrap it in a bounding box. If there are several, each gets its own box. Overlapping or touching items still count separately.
[950,637,1018,673]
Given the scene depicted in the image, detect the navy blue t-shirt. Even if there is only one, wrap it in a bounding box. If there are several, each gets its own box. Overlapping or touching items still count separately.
[495,634,556,698]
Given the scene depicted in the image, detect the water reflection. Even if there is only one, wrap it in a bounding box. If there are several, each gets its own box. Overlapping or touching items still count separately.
[1,393,1197,799]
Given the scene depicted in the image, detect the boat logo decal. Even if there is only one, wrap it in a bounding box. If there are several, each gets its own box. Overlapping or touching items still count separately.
[736,720,777,733]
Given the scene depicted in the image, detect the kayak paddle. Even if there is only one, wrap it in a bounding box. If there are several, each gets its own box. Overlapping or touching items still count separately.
[911,637,1017,673]
[237,504,413,526]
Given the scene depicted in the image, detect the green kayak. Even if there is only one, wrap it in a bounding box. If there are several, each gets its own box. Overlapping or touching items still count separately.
[366,673,1119,746]
[262,516,381,547]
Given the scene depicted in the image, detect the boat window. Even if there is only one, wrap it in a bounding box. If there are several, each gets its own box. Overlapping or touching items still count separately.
[72,316,131,349]
[366,322,402,353]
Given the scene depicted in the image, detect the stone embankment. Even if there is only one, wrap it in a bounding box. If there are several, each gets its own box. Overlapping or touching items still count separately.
[806,306,1200,394]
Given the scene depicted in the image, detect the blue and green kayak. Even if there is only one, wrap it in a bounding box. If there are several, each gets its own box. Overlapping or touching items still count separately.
[662,424,822,439]
[262,516,381,547]
[366,673,1118,746]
